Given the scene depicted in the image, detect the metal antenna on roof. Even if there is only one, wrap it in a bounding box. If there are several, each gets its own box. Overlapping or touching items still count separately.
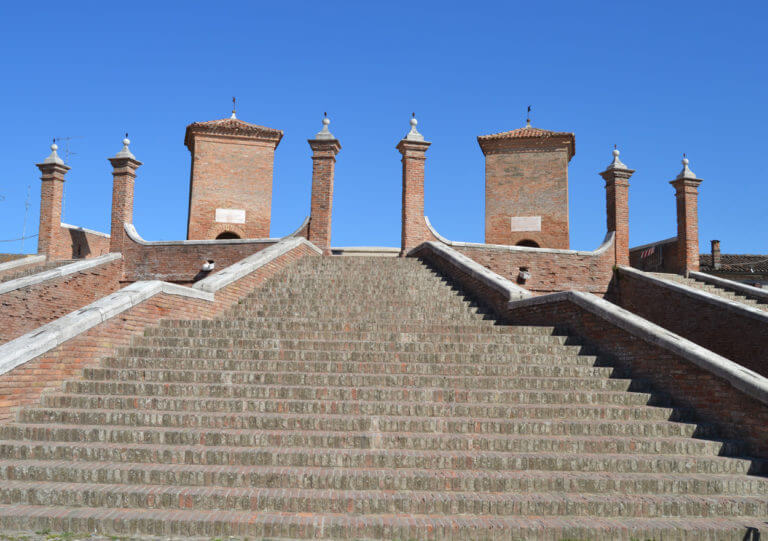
[231,97,237,119]
[526,106,532,128]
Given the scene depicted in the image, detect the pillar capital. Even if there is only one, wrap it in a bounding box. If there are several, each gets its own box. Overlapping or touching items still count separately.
[600,148,635,184]
[36,143,70,179]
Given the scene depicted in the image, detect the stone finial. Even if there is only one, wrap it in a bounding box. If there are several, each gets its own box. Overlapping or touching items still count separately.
[404,113,424,142]
[230,97,237,119]
[314,112,335,140]
[43,141,65,165]
[605,147,629,171]
[676,154,698,180]
[113,134,136,160]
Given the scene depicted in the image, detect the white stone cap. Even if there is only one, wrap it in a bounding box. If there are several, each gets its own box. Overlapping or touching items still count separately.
[404,114,424,141]
[604,147,629,171]
[315,113,335,140]
[42,142,65,165]
[676,155,698,180]
[113,135,136,160]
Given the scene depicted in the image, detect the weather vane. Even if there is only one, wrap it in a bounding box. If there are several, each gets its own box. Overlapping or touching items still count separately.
[526,105,532,127]
[231,97,237,119]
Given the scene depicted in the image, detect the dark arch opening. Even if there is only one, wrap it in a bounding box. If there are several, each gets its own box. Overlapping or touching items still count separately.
[216,231,241,240]
[516,239,540,248]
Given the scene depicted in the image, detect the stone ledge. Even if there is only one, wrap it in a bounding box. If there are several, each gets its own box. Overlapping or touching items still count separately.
[410,241,532,302]
[0,253,122,296]
[618,266,768,323]
[424,216,614,256]
[0,255,46,274]
[124,223,281,246]
[331,247,400,257]
[689,270,768,303]
[61,223,110,238]
[509,290,768,406]
[0,237,320,378]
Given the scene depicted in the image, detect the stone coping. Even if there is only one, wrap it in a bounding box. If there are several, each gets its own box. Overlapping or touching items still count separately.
[509,291,768,406]
[689,270,768,303]
[618,266,768,324]
[0,237,320,378]
[331,247,400,257]
[0,254,122,296]
[0,255,46,274]
[411,241,532,302]
[61,223,110,238]
[124,216,310,247]
[629,236,677,253]
[424,216,614,256]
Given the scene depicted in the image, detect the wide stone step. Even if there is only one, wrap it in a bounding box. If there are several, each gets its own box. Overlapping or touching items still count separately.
[143,326,570,345]
[18,401,676,430]
[0,418,716,447]
[0,440,755,472]
[98,358,614,377]
[157,318,550,334]
[1,481,766,518]
[3,460,765,495]
[60,382,656,406]
[2,505,766,540]
[128,337,584,356]
[111,347,602,367]
[64,372,633,393]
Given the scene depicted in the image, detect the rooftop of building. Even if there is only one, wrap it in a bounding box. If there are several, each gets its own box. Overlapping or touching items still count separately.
[477,125,575,158]
[184,117,283,148]
[700,253,768,274]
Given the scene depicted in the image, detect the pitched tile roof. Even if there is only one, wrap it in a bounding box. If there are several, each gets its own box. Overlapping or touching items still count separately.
[184,118,283,148]
[477,126,575,158]
[699,253,768,274]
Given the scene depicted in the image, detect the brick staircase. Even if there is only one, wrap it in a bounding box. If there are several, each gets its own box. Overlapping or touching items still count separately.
[0,257,766,539]
[651,272,768,312]
[0,260,72,284]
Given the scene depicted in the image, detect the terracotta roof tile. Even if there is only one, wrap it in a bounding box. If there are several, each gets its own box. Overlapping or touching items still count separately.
[184,118,283,148]
[477,126,575,158]
[699,253,768,274]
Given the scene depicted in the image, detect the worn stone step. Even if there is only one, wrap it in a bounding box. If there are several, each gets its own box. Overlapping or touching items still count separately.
[1,480,766,518]
[0,419,718,448]
[130,336,582,355]
[18,401,675,432]
[2,505,766,540]
[3,460,765,495]
[0,441,756,472]
[64,372,634,394]
[59,382,656,406]
[98,358,615,378]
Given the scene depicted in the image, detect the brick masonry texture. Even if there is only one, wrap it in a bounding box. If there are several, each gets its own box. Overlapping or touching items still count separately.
[109,155,140,254]
[616,268,768,377]
[0,242,318,422]
[308,138,341,253]
[601,165,633,267]
[121,232,278,284]
[186,134,279,240]
[479,135,573,249]
[671,176,702,273]
[0,258,122,345]
[399,139,436,254]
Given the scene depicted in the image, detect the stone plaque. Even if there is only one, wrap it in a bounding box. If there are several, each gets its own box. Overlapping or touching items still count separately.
[215,208,246,224]
[510,216,541,232]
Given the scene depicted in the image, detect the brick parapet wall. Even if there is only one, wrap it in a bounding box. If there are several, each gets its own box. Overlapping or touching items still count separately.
[0,258,123,344]
[56,224,111,260]
[425,220,616,296]
[616,267,768,376]
[0,256,46,281]
[121,224,280,283]
[0,241,319,422]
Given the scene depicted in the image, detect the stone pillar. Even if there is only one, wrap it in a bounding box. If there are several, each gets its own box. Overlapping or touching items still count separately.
[711,239,721,270]
[599,148,634,267]
[669,156,703,274]
[307,115,341,255]
[108,137,142,253]
[36,142,70,260]
[398,115,431,256]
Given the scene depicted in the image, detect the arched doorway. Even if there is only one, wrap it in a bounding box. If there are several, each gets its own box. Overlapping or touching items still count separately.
[516,239,540,248]
[216,231,241,240]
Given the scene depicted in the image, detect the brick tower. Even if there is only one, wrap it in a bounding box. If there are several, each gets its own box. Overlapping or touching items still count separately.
[477,124,575,249]
[184,110,283,240]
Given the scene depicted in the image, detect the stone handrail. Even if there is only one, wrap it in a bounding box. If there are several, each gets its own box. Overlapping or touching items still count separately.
[689,270,768,303]
[0,255,46,274]
[0,253,122,296]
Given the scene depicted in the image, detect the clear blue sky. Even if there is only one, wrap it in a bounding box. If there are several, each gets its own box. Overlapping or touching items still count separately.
[1,1,765,254]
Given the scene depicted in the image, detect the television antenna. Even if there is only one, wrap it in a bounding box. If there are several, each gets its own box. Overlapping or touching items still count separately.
[21,184,31,251]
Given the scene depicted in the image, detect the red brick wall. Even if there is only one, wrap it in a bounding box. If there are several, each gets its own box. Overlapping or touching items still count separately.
[508,299,768,458]
[37,165,67,260]
[0,258,122,344]
[629,238,680,273]
[671,178,702,273]
[55,226,111,260]
[0,259,43,281]
[616,269,768,376]
[121,234,278,283]
[482,139,570,249]
[399,140,434,254]
[308,139,340,253]
[449,239,616,297]
[187,135,277,239]
[0,242,319,421]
